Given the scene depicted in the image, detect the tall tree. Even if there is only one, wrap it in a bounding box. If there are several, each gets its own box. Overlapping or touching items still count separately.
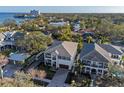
[16,31,53,54]
[59,25,72,41]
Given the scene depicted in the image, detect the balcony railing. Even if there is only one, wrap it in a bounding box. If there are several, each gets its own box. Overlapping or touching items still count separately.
[83,63,91,66]
[91,64,98,67]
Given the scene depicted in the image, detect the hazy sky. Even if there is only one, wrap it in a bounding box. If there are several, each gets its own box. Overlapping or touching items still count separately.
[0,6,124,13]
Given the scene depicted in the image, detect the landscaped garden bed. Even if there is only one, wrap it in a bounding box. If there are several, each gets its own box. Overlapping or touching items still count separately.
[65,72,91,87]
[38,64,55,80]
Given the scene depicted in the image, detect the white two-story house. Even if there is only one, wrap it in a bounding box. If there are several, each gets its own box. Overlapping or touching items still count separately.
[44,41,78,70]
[80,43,111,76]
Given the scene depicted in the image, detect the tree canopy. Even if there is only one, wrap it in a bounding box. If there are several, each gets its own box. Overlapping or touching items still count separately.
[16,31,53,54]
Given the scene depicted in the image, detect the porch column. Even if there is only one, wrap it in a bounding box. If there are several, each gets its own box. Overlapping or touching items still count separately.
[102,70,104,76]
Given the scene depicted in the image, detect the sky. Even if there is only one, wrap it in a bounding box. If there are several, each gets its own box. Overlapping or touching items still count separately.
[0,6,124,13]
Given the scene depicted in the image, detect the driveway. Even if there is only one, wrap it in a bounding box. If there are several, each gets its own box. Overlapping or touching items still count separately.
[3,64,22,78]
[47,68,69,87]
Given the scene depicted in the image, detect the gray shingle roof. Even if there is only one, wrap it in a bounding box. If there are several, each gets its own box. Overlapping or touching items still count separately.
[83,50,110,62]
[80,43,111,62]
[99,44,123,55]
[45,40,78,57]
[12,32,25,40]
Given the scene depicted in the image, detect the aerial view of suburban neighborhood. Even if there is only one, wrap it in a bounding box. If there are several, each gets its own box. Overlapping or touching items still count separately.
[0,6,124,87]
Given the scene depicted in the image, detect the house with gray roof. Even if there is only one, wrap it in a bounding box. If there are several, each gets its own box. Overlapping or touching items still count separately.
[99,44,124,65]
[80,43,111,76]
[80,43,124,76]
[0,31,24,51]
[44,40,78,70]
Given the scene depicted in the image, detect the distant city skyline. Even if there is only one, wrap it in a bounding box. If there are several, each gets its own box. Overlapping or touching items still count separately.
[0,6,124,13]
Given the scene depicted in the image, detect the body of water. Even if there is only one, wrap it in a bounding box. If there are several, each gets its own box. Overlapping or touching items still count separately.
[0,13,31,24]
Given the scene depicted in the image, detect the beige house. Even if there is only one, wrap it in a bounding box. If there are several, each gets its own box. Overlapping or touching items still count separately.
[44,41,78,70]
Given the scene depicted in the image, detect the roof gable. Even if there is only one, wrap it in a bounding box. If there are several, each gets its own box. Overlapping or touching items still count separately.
[80,43,111,62]
[83,50,110,62]
[45,40,78,57]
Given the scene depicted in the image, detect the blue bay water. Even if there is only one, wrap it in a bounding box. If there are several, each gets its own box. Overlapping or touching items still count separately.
[0,13,28,24]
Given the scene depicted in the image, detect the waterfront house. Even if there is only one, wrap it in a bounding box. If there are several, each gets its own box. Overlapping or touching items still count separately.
[0,31,24,51]
[80,43,111,76]
[44,40,78,70]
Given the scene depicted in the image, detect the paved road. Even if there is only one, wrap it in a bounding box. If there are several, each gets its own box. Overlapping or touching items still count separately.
[47,69,69,87]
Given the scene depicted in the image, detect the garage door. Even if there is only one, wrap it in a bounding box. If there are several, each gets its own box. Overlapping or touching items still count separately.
[59,64,69,69]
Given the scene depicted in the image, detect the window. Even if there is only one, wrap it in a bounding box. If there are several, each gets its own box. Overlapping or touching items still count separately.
[87,61,91,64]
[99,63,103,68]
[82,60,87,65]
[98,70,102,73]
[92,61,98,67]
[86,67,90,71]
[83,60,91,66]
[45,53,51,58]
[52,56,56,60]
[53,62,56,67]
[104,63,108,68]
[58,56,70,61]
[82,60,86,63]
[111,54,119,59]
[46,59,51,63]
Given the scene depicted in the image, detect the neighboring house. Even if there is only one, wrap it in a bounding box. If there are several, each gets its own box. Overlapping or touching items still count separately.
[73,23,80,32]
[0,31,24,51]
[30,10,40,16]
[49,21,69,27]
[99,44,124,65]
[44,40,78,70]
[80,43,111,76]
[82,32,95,41]
[8,53,30,64]
[80,43,124,76]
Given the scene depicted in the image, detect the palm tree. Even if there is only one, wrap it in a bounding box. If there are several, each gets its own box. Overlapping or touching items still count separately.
[99,36,109,44]
[86,36,93,43]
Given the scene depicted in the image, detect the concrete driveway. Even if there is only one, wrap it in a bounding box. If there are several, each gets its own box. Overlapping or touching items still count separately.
[47,68,69,87]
